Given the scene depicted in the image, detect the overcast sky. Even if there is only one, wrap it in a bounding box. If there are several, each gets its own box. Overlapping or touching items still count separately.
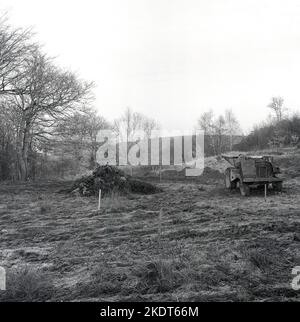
[1,0,300,133]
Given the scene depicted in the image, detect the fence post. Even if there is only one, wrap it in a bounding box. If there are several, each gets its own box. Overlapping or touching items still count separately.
[98,189,102,211]
[264,184,267,201]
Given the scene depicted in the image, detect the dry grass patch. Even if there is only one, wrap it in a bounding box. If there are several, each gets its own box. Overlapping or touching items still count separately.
[0,266,55,302]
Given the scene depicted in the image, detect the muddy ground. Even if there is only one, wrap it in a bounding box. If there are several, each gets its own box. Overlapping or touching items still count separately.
[0,149,300,302]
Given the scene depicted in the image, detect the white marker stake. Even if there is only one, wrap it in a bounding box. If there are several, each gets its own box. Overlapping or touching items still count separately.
[264,184,267,201]
[0,266,5,291]
[98,189,102,211]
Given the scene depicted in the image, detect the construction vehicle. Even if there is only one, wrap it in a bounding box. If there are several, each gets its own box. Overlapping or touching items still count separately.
[222,154,283,196]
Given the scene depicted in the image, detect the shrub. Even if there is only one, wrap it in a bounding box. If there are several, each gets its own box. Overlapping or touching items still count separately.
[0,266,55,302]
[76,262,126,297]
[133,259,184,293]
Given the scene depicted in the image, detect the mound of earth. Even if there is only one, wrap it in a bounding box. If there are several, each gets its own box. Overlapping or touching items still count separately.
[274,150,300,178]
[201,166,224,180]
[69,165,162,196]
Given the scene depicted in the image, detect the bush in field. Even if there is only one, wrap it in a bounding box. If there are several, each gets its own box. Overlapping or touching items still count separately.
[133,260,183,293]
[77,262,125,297]
[0,266,55,302]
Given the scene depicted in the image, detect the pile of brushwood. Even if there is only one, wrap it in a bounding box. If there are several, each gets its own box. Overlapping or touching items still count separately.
[70,165,162,196]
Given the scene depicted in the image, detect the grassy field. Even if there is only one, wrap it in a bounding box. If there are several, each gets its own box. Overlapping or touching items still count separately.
[0,149,300,302]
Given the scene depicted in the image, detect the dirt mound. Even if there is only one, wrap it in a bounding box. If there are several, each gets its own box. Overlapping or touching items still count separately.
[69,165,162,196]
[202,166,224,180]
[205,156,229,173]
[275,150,300,178]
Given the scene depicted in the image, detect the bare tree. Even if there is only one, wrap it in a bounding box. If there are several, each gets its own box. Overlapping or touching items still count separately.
[142,117,160,139]
[198,110,214,134]
[55,108,110,169]
[214,115,227,155]
[84,110,110,168]
[267,96,285,122]
[113,108,160,166]
[113,107,144,142]
[197,110,217,155]
[198,110,238,154]
[0,17,34,95]
[0,101,18,179]
[7,50,93,180]
[224,109,241,150]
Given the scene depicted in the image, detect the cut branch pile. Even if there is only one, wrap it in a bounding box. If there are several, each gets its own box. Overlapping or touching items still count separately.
[70,165,162,196]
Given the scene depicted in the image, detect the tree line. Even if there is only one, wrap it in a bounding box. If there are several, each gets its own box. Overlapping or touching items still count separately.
[0,18,159,181]
[0,17,94,180]
[1,17,298,181]
[197,97,300,155]
[196,109,242,156]
[235,97,300,152]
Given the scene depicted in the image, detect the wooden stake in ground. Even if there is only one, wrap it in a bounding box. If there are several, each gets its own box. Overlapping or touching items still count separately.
[0,266,5,291]
[98,189,102,211]
[158,208,163,255]
[264,184,267,201]
[157,208,164,278]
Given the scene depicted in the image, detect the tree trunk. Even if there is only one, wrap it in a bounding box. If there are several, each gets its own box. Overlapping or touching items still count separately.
[89,138,97,169]
[16,118,31,181]
[16,149,28,180]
